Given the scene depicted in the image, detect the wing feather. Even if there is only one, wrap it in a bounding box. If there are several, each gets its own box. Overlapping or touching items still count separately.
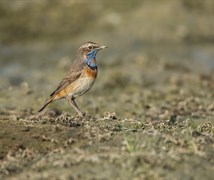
[50,60,85,97]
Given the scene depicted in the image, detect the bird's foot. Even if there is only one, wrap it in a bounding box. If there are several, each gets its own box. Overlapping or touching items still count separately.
[77,111,86,117]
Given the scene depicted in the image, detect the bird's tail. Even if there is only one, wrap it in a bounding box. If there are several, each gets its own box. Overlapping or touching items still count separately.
[38,98,53,113]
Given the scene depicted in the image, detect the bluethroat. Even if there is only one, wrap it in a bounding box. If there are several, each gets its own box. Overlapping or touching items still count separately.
[38,42,107,116]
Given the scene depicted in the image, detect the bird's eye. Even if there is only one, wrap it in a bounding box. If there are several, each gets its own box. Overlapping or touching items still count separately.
[88,46,93,50]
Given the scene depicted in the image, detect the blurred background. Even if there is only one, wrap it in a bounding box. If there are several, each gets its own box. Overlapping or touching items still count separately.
[0,0,214,115]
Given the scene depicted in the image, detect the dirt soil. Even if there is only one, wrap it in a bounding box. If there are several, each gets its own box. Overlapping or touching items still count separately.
[0,0,214,179]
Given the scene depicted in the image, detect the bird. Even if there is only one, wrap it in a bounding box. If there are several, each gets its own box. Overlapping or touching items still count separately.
[38,42,107,116]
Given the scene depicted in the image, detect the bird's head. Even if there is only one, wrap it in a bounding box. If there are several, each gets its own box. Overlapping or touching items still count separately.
[77,42,107,60]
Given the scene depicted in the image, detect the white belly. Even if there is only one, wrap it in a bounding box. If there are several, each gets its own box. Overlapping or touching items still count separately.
[68,77,95,98]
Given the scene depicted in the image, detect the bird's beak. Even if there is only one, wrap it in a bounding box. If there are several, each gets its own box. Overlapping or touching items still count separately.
[98,46,108,50]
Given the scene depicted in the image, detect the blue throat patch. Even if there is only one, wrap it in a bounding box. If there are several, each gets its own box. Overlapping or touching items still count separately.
[85,49,97,69]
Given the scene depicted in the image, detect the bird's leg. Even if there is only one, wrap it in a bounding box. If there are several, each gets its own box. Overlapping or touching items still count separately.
[67,97,84,117]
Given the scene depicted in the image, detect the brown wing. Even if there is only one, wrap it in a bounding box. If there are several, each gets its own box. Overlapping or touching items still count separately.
[50,60,85,97]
